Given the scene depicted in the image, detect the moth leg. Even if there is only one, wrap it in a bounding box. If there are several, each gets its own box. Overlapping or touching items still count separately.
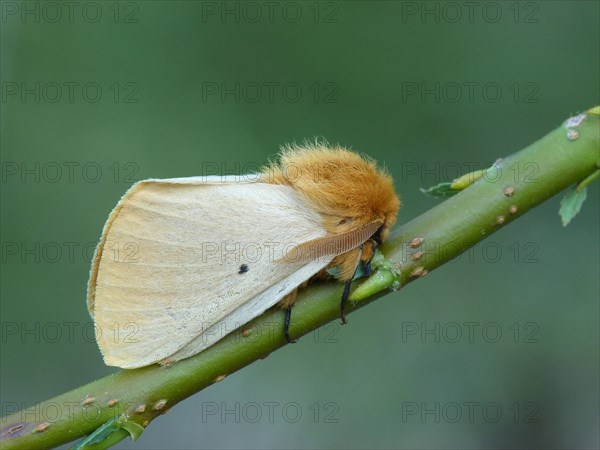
[364,262,372,278]
[340,280,352,325]
[278,287,302,343]
[284,305,297,344]
[340,245,365,325]
[362,239,378,277]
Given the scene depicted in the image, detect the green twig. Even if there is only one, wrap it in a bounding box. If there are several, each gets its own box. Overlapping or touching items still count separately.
[1,108,598,450]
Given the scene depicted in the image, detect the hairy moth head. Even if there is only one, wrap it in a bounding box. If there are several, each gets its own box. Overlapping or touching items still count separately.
[263,142,400,242]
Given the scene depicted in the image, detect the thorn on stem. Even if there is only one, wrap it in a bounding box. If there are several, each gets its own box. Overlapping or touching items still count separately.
[411,267,425,277]
[153,400,167,411]
[409,237,423,248]
[35,423,50,433]
[567,129,580,140]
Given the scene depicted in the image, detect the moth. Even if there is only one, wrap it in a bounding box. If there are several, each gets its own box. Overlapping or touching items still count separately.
[87,143,400,368]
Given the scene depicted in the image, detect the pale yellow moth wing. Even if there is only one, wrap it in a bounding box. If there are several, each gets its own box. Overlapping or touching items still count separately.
[279,220,383,264]
[88,177,332,368]
[166,221,385,364]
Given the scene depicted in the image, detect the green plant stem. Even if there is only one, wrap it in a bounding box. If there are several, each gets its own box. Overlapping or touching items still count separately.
[1,111,598,450]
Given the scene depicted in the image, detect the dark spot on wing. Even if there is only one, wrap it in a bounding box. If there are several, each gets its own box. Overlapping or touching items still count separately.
[238,264,249,274]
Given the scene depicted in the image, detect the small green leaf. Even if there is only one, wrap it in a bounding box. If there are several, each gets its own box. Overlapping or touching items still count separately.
[119,419,144,442]
[420,182,458,198]
[450,169,486,190]
[349,258,401,303]
[422,164,498,199]
[70,414,145,450]
[559,186,588,226]
[587,105,600,115]
[369,250,385,269]
[70,416,121,450]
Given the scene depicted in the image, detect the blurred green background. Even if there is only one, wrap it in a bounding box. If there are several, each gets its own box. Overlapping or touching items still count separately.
[1,1,598,449]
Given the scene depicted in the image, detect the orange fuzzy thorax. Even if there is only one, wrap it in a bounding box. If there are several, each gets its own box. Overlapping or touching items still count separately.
[262,142,400,281]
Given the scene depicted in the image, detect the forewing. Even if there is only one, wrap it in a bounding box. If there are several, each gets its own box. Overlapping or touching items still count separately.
[88,178,330,368]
